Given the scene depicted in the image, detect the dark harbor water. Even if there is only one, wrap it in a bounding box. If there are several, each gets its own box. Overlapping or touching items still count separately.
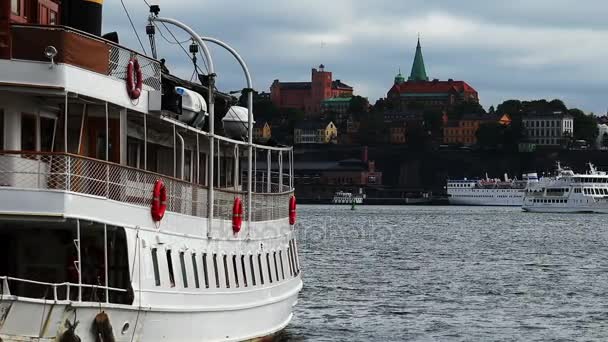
[283,205,608,341]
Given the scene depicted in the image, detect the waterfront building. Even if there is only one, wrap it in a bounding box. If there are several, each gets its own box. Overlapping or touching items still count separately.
[387,39,479,113]
[270,65,353,117]
[253,121,272,143]
[522,112,573,146]
[294,121,338,144]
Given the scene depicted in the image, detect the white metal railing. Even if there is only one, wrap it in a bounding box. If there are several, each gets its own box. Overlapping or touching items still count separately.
[0,276,127,303]
[0,152,292,222]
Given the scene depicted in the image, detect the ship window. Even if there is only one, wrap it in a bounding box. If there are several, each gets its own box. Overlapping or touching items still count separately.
[273,252,280,281]
[257,254,265,285]
[166,250,175,287]
[266,253,273,283]
[279,251,285,280]
[232,255,240,288]
[40,117,56,152]
[293,240,300,273]
[202,253,209,288]
[0,110,3,149]
[21,114,36,151]
[223,255,230,288]
[241,255,248,287]
[191,253,200,289]
[287,246,294,277]
[179,252,188,288]
[151,249,161,286]
[250,255,257,286]
[212,254,220,288]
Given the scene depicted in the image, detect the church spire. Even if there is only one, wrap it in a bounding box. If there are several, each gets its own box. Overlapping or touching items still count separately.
[408,37,429,82]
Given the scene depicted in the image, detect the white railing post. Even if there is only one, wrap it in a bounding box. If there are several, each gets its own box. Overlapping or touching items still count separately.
[66,156,71,191]
[76,219,82,302]
[267,150,271,193]
[104,224,109,303]
[278,151,283,191]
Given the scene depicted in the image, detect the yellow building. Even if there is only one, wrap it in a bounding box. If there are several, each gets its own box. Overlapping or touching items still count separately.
[294,121,338,144]
[253,121,272,143]
[443,114,511,146]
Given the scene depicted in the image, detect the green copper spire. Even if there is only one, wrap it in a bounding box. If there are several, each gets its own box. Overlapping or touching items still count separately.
[408,38,429,82]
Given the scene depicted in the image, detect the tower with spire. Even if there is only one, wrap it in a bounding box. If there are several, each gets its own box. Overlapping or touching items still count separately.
[387,37,479,115]
[408,38,429,82]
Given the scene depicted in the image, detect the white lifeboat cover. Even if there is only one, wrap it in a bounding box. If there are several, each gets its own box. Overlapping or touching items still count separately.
[222,106,255,123]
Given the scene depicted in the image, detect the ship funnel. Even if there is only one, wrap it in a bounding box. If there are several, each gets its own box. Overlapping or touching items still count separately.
[62,0,103,36]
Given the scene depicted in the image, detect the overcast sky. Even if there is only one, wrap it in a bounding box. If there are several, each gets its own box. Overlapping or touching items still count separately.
[104,0,608,114]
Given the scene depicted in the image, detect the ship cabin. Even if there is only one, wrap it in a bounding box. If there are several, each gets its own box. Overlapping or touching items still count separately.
[0,0,295,309]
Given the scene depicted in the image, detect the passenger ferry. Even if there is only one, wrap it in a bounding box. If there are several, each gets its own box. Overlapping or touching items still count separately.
[331,191,364,204]
[523,163,608,213]
[447,173,538,206]
[0,1,301,341]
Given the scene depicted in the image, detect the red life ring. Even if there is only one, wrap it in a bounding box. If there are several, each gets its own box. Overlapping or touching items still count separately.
[151,179,167,222]
[289,195,297,225]
[232,197,243,233]
[126,57,143,100]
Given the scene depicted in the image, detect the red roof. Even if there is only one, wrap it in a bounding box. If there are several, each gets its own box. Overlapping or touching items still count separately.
[390,80,477,95]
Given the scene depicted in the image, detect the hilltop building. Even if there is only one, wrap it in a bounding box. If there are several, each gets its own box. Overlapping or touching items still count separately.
[270,65,353,117]
[387,39,479,113]
[522,112,573,146]
[443,114,511,146]
[293,121,338,144]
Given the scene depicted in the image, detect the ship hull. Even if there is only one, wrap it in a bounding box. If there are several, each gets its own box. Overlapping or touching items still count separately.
[0,277,302,342]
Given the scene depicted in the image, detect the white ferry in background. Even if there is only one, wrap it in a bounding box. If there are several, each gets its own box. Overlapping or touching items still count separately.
[447,173,538,206]
[332,190,364,204]
[0,1,301,341]
[523,163,608,213]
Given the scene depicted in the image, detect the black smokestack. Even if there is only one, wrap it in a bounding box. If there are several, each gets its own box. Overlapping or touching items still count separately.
[61,0,103,36]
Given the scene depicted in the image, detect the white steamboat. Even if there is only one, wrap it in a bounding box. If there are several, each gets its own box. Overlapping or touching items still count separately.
[447,173,538,206]
[523,163,608,213]
[331,191,364,205]
[0,2,302,341]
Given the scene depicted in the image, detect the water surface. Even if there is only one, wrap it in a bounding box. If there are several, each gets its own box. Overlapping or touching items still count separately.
[284,205,608,341]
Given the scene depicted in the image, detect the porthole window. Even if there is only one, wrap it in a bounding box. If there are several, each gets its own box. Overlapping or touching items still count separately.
[151,248,161,286]
[212,254,220,288]
[266,253,273,283]
[223,255,230,288]
[232,255,240,288]
[179,252,188,288]
[166,250,176,288]
[202,253,210,288]
[250,255,257,286]
[191,253,200,289]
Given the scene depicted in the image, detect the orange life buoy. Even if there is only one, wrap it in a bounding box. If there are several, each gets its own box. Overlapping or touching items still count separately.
[289,195,297,225]
[126,57,143,100]
[232,197,243,233]
[151,179,167,222]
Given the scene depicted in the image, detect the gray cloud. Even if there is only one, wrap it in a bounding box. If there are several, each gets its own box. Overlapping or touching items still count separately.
[104,0,608,114]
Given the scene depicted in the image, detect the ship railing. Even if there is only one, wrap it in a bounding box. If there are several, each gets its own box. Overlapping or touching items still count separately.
[0,151,293,222]
[0,276,127,303]
[9,24,162,91]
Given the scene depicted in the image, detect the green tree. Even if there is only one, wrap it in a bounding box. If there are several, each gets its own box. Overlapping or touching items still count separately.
[569,108,599,144]
[496,100,522,117]
[476,122,503,149]
[348,96,369,115]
